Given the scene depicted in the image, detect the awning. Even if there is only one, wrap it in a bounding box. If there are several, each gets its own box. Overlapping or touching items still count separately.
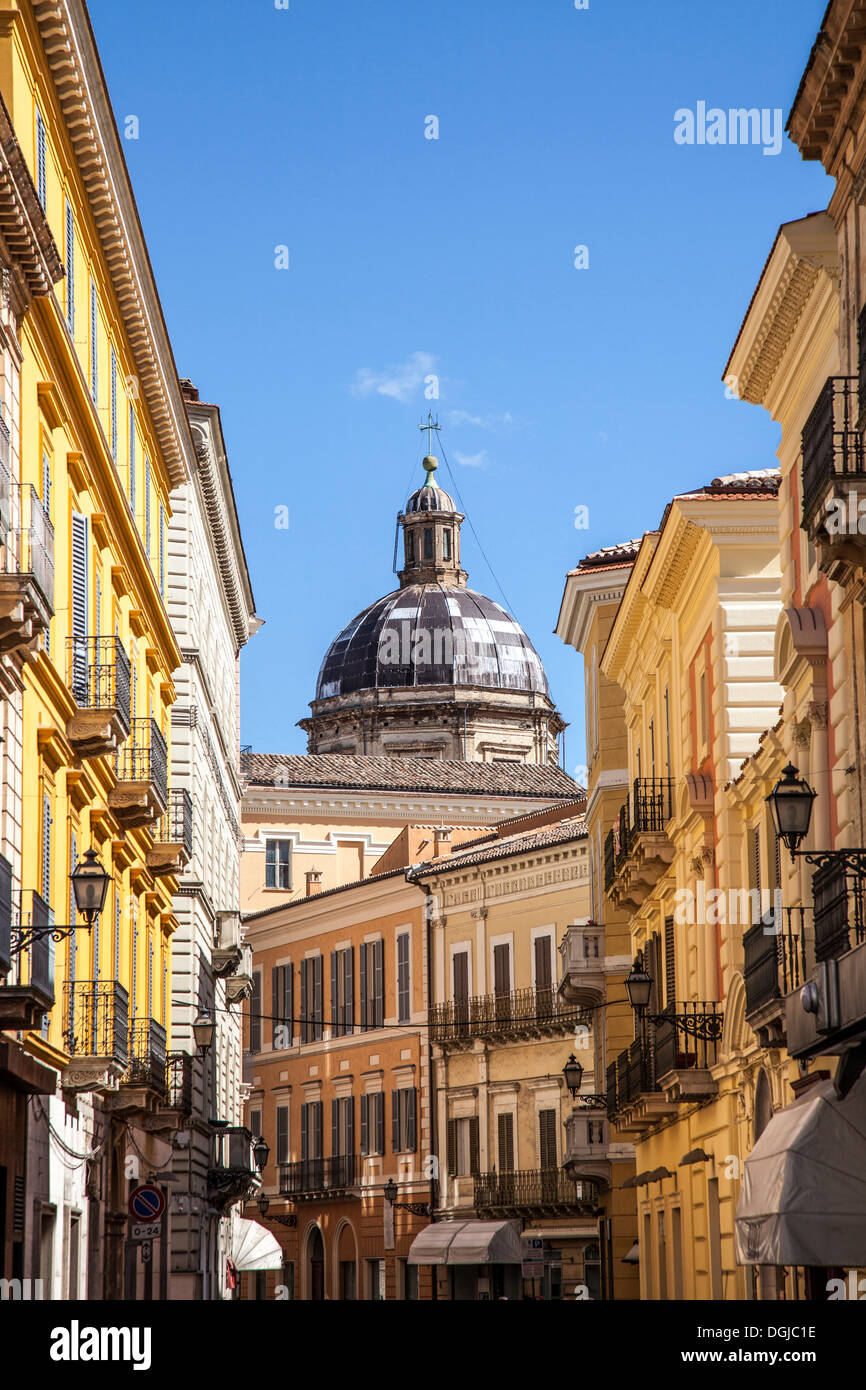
[407,1220,524,1266]
[622,1242,639,1265]
[229,1217,284,1272]
[736,1075,866,1267]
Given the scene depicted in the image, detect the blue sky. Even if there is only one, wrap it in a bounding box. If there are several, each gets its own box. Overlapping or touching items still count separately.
[87,0,832,772]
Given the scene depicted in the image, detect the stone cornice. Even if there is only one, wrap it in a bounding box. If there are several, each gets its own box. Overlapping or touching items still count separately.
[554,565,633,655]
[601,535,658,683]
[31,0,195,489]
[787,0,866,173]
[0,88,63,300]
[242,788,569,825]
[186,403,257,649]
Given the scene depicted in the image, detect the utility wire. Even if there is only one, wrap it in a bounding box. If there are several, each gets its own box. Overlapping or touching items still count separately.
[437,436,516,618]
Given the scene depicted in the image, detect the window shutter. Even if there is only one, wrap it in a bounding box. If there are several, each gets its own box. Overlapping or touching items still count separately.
[493,943,510,996]
[313,1102,323,1159]
[277,1106,289,1166]
[373,939,384,1028]
[360,944,368,1030]
[300,960,308,1044]
[36,109,46,208]
[71,511,89,648]
[447,1118,457,1176]
[453,951,468,1002]
[42,792,51,904]
[534,937,552,990]
[392,1090,401,1152]
[406,1088,416,1153]
[538,1108,557,1170]
[332,1098,340,1158]
[313,955,323,1039]
[65,201,75,332]
[272,966,280,1047]
[498,1112,514,1172]
[360,1094,369,1155]
[159,502,166,595]
[375,1092,384,1156]
[90,279,98,402]
[331,951,338,1037]
[144,456,151,552]
[664,916,676,1008]
[284,965,293,1046]
[397,933,410,1022]
[301,1104,309,1162]
[265,839,276,888]
[249,971,261,1053]
[128,407,136,514]
[468,1116,480,1176]
[345,1098,354,1158]
[344,947,353,1032]
[110,347,118,459]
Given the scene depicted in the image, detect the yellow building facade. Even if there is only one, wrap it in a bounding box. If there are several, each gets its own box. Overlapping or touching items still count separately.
[0,0,197,1298]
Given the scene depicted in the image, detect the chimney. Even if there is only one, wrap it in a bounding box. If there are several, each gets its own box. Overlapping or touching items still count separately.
[305,870,323,897]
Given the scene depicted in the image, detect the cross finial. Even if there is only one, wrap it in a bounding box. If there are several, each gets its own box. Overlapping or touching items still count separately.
[419,411,440,458]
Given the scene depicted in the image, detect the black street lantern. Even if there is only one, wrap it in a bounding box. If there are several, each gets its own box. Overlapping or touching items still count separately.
[563,1053,584,1098]
[383,1178,398,1206]
[625,954,653,1012]
[192,1010,215,1055]
[257,1192,270,1216]
[253,1135,270,1171]
[767,763,817,861]
[70,847,110,926]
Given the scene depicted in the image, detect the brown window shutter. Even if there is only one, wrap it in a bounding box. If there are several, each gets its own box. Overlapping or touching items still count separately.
[538,1108,557,1169]
[453,950,469,1002]
[360,944,368,1030]
[497,1112,514,1172]
[392,1089,401,1152]
[469,1116,480,1175]
[664,917,676,1008]
[360,1094,369,1155]
[375,1092,384,1156]
[534,937,552,989]
[493,943,510,996]
[447,1118,457,1175]
[330,951,339,1036]
[406,1088,416,1152]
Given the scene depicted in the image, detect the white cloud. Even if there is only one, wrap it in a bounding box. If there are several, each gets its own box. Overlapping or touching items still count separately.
[454,450,489,469]
[447,409,513,431]
[349,351,435,403]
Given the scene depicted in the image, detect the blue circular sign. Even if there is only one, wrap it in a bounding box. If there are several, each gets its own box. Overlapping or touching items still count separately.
[129,1184,165,1221]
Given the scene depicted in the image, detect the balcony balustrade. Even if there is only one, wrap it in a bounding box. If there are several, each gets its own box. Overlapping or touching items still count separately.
[812,856,866,963]
[213,910,245,978]
[743,906,811,1045]
[122,1017,167,1097]
[558,923,604,1006]
[800,375,866,581]
[146,787,193,877]
[563,1101,615,1187]
[165,1051,193,1114]
[606,1001,722,1132]
[605,778,675,911]
[109,716,168,828]
[66,635,131,759]
[474,1167,597,1217]
[279,1154,360,1198]
[62,979,129,1091]
[208,1124,259,1213]
[0,886,55,1030]
[429,985,588,1047]
[0,484,54,666]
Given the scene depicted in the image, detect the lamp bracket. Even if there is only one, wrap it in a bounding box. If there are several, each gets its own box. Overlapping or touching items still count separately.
[10,922,91,955]
[643,1011,724,1042]
[799,848,866,882]
[392,1201,432,1217]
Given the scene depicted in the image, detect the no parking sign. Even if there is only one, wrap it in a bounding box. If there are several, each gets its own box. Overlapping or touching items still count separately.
[129,1183,166,1224]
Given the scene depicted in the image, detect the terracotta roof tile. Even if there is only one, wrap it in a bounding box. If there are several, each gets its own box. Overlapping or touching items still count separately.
[241,752,581,799]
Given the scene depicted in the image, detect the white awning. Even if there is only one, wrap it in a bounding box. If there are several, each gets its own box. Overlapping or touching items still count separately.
[230,1217,284,1272]
[407,1219,524,1266]
[736,1075,866,1267]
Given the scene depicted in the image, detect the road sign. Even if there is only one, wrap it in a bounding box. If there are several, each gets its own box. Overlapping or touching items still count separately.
[129,1184,166,1222]
[140,1240,152,1264]
[522,1236,544,1279]
[131,1223,161,1240]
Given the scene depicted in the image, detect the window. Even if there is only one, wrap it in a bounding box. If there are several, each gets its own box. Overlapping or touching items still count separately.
[89,279,98,402]
[42,792,52,904]
[64,201,75,333]
[442,528,452,560]
[405,530,414,563]
[497,1111,514,1172]
[493,942,511,996]
[391,1087,417,1153]
[396,932,410,1023]
[265,838,291,889]
[110,346,118,459]
[144,456,151,552]
[360,1092,385,1155]
[276,1105,289,1166]
[249,971,262,1053]
[331,1096,354,1156]
[271,963,292,1048]
[35,107,46,209]
[533,935,552,990]
[360,939,384,1030]
[399,1259,418,1300]
[249,1106,262,1141]
[538,1108,558,1170]
[330,946,353,1037]
[299,956,323,1043]
[366,1259,385,1302]
[447,1116,479,1176]
[128,406,136,513]
[158,501,165,595]
[339,1261,356,1301]
[300,1101,323,1161]
[423,527,433,559]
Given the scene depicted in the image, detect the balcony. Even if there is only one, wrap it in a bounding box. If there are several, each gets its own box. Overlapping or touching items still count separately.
[67,635,131,759]
[225,941,254,1003]
[0,888,55,1031]
[61,979,129,1091]
[118,1017,167,1104]
[812,856,866,962]
[787,854,866,1065]
[606,1005,722,1134]
[605,778,675,911]
[279,1155,360,1199]
[473,1168,597,1218]
[207,1124,259,1213]
[563,1098,618,1188]
[743,907,810,1046]
[429,986,589,1048]
[109,717,168,829]
[0,484,54,667]
[558,924,604,1006]
[146,788,193,877]
[213,910,244,978]
[801,375,866,582]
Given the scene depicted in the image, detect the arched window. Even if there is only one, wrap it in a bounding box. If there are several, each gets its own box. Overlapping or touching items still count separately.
[443,528,452,560]
[754,1068,773,1142]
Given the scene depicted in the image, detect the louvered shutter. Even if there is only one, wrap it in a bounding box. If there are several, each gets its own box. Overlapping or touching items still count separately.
[42,793,51,904]
[392,1090,401,1152]
[664,916,676,1008]
[360,1094,369,1155]
[331,951,338,1036]
[397,933,410,1022]
[159,502,165,595]
[535,936,552,989]
[498,1112,514,1172]
[345,1098,354,1158]
[493,943,510,996]
[374,1092,384,1156]
[344,947,353,1032]
[144,456,151,551]
[272,966,281,1047]
[128,407,136,514]
[468,1116,480,1175]
[447,1118,457,1176]
[65,201,75,332]
[406,1088,416,1153]
[70,513,89,701]
[373,939,384,1027]
[301,1103,309,1162]
[36,110,46,208]
[332,1098,340,1157]
[300,960,308,1044]
[68,836,77,981]
[249,971,261,1052]
[360,944,368,1030]
[538,1108,557,1169]
[453,951,468,1001]
[110,347,118,458]
[276,1106,289,1166]
[313,956,323,1040]
[313,1102,323,1159]
[90,279,98,401]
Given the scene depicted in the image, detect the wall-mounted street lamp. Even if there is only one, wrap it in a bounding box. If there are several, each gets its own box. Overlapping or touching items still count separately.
[12,847,110,954]
[766,761,866,878]
[257,1192,270,1216]
[252,1135,270,1172]
[193,1010,216,1055]
[624,951,723,1043]
[562,1053,584,1098]
[383,1177,431,1218]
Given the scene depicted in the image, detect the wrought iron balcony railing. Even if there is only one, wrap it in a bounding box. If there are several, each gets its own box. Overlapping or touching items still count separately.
[116,717,168,803]
[743,907,810,1017]
[1,485,55,612]
[67,635,131,729]
[474,1167,596,1214]
[15,890,55,1004]
[155,787,193,859]
[429,986,587,1044]
[604,828,616,892]
[629,777,674,838]
[165,1050,193,1112]
[124,1017,167,1093]
[812,854,866,962]
[0,856,10,980]
[63,979,129,1065]
[0,416,10,537]
[801,375,864,526]
[653,1001,723,1077]
[279,1154,359,1197]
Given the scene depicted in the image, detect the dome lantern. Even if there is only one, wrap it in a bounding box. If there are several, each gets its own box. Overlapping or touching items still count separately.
[399,418,466,588]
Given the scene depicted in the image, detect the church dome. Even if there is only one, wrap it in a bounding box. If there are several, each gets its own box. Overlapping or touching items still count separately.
[315,584,550,700]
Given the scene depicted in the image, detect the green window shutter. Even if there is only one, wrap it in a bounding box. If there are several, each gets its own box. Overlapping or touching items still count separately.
[300,960,308,1044]
[276,1107,289,1167]
[406,1088,416,1153]
[345,1097,354,1158]
[373,938,384,1027]
[344,947,354,1032]
[397,933,410,1023]
[300,1103,309,1161]
[360,1094,369,1156]
[249,971,261,1053]
[374,1092,384,1156]
[392,1090,401,1153]
[359,944,368,1031]
[330,950,338,1037]
[664,916,676,1007]
[36,109,46,208]
[313,1102,323,1158]
[331,1098,340,1157]
[313,956,323,1040]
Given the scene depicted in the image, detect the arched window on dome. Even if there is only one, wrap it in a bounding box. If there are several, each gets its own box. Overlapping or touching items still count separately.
[423,528,433,560]
[406,530,415,564]
[443,528,452,561]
